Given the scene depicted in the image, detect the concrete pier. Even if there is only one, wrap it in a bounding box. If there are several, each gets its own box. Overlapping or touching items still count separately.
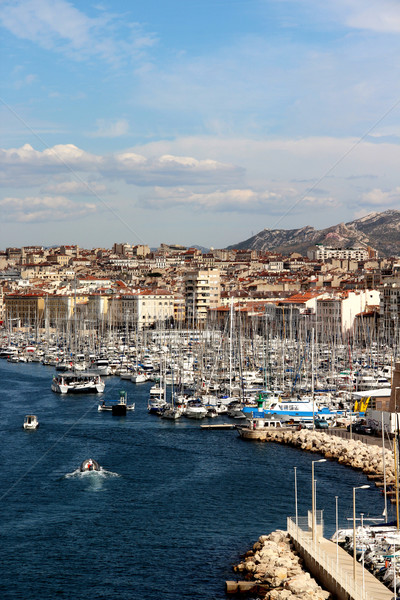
[287,517,393,600]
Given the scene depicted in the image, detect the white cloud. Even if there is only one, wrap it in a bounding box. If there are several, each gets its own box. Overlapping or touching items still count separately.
[360,187,400,207]
[344,0,400,33]
[0,0,157,64]
[0,143,241,187]
[0,0,93,50]
[89,119,130,138]
[140,186,338,214]
[42,181,107,194]
[0,195,97,223]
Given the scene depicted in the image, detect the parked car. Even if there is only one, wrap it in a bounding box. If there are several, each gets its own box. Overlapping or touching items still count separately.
[347,421,372,435]
[314,418,329,429]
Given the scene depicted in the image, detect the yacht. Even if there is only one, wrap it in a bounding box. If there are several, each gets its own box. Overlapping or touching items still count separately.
[184,399,208,419]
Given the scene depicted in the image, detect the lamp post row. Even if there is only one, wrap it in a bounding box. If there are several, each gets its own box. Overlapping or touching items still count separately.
[295,463,370,586]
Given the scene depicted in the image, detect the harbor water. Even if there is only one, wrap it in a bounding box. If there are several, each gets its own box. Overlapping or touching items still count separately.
[0,360,390,600]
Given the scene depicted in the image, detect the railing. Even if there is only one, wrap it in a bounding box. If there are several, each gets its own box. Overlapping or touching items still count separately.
[287,516,375,600]
[326,428,392,450]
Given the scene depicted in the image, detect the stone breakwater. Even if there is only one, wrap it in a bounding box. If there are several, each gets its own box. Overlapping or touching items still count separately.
[256,429,394,480]
[233,530,331,600]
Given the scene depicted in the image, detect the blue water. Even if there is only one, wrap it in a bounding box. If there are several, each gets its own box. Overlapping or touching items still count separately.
[0,360,390,600]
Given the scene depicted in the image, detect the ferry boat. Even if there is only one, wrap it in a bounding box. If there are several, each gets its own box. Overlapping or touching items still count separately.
[51,372,105,394]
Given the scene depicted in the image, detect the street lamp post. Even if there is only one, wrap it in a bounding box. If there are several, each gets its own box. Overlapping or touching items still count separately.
[312,459,326,543]
[335,495,339,570]
[294,467,298,529]
[353,484,370,581]
[360,513,365,599]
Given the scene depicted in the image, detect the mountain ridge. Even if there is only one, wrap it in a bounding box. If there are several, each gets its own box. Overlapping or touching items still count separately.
[226,210,400,257]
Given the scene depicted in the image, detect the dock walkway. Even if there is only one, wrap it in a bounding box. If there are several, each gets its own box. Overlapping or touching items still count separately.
[326,427,393,450]
[287,517,393,600]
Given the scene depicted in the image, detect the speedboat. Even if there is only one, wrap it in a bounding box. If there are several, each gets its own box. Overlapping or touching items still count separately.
[80,459,100,472]
[184,399,208,419]
[23,414,39,430]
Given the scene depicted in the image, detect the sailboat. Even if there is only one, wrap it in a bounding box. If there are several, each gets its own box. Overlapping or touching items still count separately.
[162,365,184,419]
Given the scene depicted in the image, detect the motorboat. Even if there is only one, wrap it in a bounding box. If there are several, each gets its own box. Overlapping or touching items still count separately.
[148,397,168,415]
[206,407,218,418]
[23,414,39,430]
[92,358,111,376]
[98,390,135,416]
[51,372,105,394]
[226,400,245,418]
[80,459,100,472]
[131,370,148,383]
[184,399,208,419]
[162,404,184,420]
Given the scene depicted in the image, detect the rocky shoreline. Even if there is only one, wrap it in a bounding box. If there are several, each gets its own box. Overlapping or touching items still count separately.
[249,429,394,480]
[233,530,331,599]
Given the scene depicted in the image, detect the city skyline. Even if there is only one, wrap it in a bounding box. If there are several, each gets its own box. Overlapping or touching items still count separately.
[1,0,400,249]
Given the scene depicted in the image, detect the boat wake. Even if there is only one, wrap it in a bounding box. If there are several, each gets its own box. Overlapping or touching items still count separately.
[64,467,120,479]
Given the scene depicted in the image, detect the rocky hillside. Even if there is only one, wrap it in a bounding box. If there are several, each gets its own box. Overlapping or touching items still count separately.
[227,210,400,257]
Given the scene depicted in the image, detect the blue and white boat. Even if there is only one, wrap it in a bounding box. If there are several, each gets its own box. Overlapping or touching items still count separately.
[241,392,338,423]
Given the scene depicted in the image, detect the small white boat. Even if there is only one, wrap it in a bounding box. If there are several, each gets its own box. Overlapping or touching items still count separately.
[184,400,208,419]
[162,405,184,420]
[23,414,39,430]
[131,370,148,383]
[148,397,168,415]
[80,459,100,472]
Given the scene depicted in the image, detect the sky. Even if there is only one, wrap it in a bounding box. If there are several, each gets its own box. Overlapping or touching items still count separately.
[1,0,400,250]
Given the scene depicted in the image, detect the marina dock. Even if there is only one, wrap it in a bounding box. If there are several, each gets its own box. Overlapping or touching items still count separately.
[287,517,393,600]
[226,518,394,599]
[200,423,236,430]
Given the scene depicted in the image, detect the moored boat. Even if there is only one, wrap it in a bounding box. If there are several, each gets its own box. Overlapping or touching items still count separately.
[98,390,135,415]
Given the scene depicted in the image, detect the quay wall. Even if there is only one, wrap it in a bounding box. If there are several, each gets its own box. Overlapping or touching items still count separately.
[240,428,394,481]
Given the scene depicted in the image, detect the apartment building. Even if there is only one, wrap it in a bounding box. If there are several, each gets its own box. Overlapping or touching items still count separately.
[184,268,221,326]
[379,277,400,344]
[307,244,369,261]
[118,289,176,330]
[5,292,46,327]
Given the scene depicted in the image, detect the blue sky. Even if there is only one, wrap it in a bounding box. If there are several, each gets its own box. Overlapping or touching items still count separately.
[1,0,400,250]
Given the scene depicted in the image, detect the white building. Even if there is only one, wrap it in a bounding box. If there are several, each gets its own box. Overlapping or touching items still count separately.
[316,290,380,339]
[119,290,175,329]
[307,244,369,261]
